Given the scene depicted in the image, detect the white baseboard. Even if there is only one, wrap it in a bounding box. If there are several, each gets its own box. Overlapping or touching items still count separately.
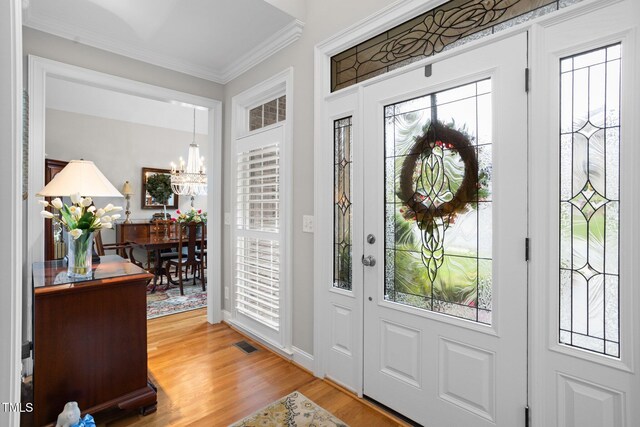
[291,346,314,372]
[222,310,315,373]
[224,316,293,358]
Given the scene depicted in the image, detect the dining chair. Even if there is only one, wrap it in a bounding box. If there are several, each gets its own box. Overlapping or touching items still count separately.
[149,219,179,279]
[194,226,207,283]
[94,230,143,268]
[166,221,205,295]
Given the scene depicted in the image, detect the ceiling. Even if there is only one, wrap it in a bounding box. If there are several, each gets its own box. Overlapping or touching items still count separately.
[23,0,304,83]
[46,77,209,134]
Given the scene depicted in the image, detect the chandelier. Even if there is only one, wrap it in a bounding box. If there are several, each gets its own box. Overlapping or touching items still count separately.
[170,108,207,205]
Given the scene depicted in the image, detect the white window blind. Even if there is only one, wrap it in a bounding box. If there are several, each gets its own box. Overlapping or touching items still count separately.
[236,144,280,232]
[235,143,281,330]
[236,237,280,329]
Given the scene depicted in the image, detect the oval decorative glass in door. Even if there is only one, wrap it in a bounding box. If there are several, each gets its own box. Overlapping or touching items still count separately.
[384,79,493,324]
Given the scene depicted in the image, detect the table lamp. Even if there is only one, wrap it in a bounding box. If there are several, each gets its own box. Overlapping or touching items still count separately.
[37,160,123,264]
[37,160,123,198]
[122,181,134,223]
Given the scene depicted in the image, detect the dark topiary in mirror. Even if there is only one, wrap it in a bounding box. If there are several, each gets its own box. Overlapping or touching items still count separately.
[146,173,173,207]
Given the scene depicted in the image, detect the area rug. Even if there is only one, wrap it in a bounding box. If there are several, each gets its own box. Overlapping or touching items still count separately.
[229,391,348,427]
[146,284,207,319]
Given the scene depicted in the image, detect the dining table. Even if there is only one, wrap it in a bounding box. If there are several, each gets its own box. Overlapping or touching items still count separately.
[127,234,206,292]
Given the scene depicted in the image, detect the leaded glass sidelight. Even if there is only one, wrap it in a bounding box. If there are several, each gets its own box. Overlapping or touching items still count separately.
[334,117,353,291]
[384,79,492,324]
[559,44,621,357]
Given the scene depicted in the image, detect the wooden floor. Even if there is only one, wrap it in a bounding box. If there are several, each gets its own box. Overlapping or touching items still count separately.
[101,308,402,427]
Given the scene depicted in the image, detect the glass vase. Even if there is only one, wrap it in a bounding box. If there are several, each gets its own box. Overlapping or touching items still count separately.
[67,230,94,278]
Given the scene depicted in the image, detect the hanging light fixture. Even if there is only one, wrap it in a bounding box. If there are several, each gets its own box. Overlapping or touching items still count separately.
[170,108,207,206]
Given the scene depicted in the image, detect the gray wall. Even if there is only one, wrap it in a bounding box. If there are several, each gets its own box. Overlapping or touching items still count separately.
[45,108,208,245]
[23,27,225,100]
[223,0,397,354]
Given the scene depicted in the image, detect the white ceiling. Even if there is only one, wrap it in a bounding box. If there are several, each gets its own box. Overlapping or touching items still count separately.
[23,0,304,83]
[46,77,209,134]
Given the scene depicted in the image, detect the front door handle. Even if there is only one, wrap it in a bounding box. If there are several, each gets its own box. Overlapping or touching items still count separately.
[362,255,376,267]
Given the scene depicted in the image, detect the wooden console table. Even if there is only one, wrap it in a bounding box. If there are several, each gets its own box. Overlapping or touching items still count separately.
[32,255,157,426]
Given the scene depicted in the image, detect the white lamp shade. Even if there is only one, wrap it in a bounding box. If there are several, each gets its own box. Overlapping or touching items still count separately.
[37,160,123,198]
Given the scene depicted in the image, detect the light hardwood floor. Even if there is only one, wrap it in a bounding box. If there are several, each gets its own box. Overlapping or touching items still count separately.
[102,308,403,427]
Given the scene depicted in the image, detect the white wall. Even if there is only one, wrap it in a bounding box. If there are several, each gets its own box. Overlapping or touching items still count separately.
[223,0,397,354]
[45,108,208,243]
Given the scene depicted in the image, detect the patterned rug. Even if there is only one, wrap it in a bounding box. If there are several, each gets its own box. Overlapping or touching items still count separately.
[229,391,348,427]
[146,283,207,319]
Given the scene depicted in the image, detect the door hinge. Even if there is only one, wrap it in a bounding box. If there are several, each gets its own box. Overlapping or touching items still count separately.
[525,68,530,93]
[525,237,530,261]
[525,405,530,427]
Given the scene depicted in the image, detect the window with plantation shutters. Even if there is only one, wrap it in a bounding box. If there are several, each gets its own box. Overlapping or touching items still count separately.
[232,71,291,349]
[236,144,280,232]
[235,140,282,331]
[235,237,280,329]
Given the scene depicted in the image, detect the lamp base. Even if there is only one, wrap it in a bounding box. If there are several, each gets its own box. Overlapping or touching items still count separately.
[124,195,132,224]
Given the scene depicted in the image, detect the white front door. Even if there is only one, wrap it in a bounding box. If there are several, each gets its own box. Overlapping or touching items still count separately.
[361,33,528,426]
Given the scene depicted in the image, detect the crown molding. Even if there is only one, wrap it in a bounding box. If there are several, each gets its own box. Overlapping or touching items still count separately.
[219,19,304,83]
[23,13,304,84]
[316,0,446,55]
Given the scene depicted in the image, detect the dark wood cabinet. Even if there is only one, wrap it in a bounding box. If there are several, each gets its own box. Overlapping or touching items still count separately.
[115,221,178,244]
[32,256,156,426]
[116,221,151,245]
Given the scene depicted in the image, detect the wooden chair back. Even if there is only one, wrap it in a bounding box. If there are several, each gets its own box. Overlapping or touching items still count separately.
[94,230,105,256]
[151,219,174,237]
[177,221,205,264]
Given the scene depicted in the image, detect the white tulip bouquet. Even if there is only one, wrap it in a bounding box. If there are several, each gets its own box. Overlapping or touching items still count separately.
[40,193,122,277]
[40,192,122,235]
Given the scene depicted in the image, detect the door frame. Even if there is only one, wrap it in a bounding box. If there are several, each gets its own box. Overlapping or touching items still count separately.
[313,0,624,406]
[27,56,224,326]
[1,0,23,424]
[226,68,294,356]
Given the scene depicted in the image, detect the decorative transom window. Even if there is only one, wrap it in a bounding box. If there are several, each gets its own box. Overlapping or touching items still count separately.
[330,0,584,92]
